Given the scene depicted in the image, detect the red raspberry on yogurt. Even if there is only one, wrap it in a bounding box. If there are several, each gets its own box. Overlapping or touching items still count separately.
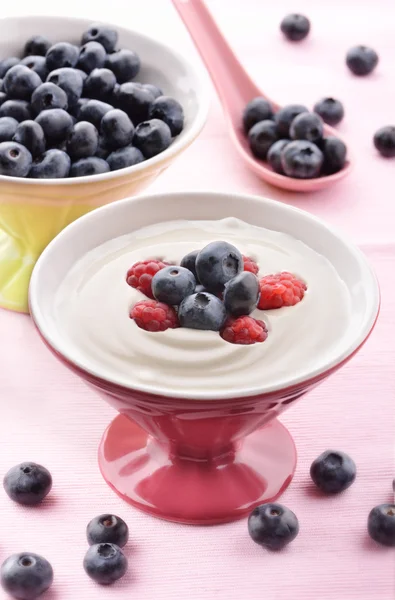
[258,272,306,310]
[126,259,168,298]
[130,300,179,332]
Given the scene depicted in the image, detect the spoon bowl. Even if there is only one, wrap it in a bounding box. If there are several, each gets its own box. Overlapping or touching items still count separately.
[172,0,352,192]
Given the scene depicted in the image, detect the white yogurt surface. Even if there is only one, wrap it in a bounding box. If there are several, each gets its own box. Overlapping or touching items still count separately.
[54,218,352,396]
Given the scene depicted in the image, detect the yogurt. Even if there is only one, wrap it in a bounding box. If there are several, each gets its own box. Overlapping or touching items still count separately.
[54,218,352,396]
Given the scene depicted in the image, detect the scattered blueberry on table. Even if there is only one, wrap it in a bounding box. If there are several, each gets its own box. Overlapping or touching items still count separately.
[3,462,52,505]
[310,450,356,494]
[280,14,310,41]
[373,126,395,158]
[87,514,129,548]
[346,45,379,76]
[0,26,184,178]
[367,504,395,547]
[248,503,300,550]
[313,97,344,126]
[1,553,53,600]
[83,543,128,585]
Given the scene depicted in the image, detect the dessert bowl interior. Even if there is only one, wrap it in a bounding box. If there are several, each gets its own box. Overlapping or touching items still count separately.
[0,16,209,313]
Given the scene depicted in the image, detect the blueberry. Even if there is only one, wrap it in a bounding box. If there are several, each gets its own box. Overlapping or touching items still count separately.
[106,49,140,83]
[148,96,184,136]
[67,121,99,159]
[3,65,41,101]
[144,83,163,99]
[0,142,32,177]
[346,45,378,76]
[45,42,79,71]
[373,126,395,158]
[84,68,116,100]
[78,41,107,74]
[133,119,172,158]
[13,121,46,158]
[100,109,134,149]
[290,112,323,143]
[180,250,200,280]
[3,462,52,505]
[368,505,395,547]
[29,149,70,178]
[0,92,6,107]
[280,14,310,41]
[1,553,53,600]
[70,156,110,177]
[248,120,278,159]
[20,56,48,81]
[0,117,18,142]
[310,450,356,493]
[281,140,323,178]
[81,24,118,54]
[274,104,308,138]
[243,97,274,133]
[0,57,20,79]
[46,68,83,107]
[152,266,196,305]
[114,82,154,122]
[0,100,32,122]
[179,292,227,331]
[87,514,129,548]
[248,503,299,550]
[24,36,51,57]
[78,99,113,128]
[224,272,260,316]
[31,82,68,114]
[320,136,347,174]
[267,139,290,174]
[196,241,243,293]
[107,145,144,170]
[313,97,344,126]
[36,108,73,145]
[83,543,128,585]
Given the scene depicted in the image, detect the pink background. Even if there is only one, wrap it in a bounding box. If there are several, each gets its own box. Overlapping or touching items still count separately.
[0,0,394,598]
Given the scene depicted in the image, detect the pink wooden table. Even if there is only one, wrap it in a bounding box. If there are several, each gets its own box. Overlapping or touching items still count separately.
[0,1,394,599]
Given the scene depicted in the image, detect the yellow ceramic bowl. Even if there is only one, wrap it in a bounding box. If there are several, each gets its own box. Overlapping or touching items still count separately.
[0,16,209,313]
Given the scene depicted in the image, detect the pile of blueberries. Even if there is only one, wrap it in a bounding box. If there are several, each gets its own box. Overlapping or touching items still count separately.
[0,24,184,179]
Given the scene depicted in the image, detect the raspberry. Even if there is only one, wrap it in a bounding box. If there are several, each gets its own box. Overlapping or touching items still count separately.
[258,272,306,310]
[243,255,259,275]
[126,259,168,298]
[220,316,268,345]
[130,300,179,332]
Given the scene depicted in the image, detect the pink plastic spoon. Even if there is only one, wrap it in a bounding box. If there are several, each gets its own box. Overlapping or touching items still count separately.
[172,0,351,192]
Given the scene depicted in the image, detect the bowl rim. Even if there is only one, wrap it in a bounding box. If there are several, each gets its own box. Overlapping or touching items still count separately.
[29,190,381,400]
[0,14,210,186]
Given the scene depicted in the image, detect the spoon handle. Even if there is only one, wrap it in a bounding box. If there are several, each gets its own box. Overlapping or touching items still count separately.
[172,0,263,122]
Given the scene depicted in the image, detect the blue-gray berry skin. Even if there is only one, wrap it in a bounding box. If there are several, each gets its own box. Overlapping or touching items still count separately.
[320,137,347,174]
[83,543,128,585]
[152,266,196,305]
[20,56,48,81]
[67,121,99,159]
[248,120,278,159]
[1,553,53,600]
[148,96,184,136]
[46,68,83,108]
[313,97,344,126]
[81,24,118,54]
[274,104,308,138]
[290,112,323,143]
[373,126,395,158]
[133,119,171,158]
[107,145,144,170]
[0,142,32,177]
[267,139,290,174]
[0,57,20,79]
[310,450,356,493]
[346,45,378,76]
[31,82,68,115]
[280,14,310,41]
[29,149,70,179]
[0,92,7,107]
[78,99,113,128]
[281,140,323,178]
[0,117,18,142]
[224,271,260,317]
[100,109,134,149]
[106,49,141,83]
[114,82,154,123]
[24,36,51,58]
[45,42,79,71]
[70,157,110,177]
[144,83,163,99]
[13,121,45,158]
[0,100,32,122]
[84,68,116,100]
[180,250,200,280]
[248,503,299,550]
[178,292,227,331]
[35,108,73,145]
[3,462,52,505]
[77,42,107,74]
[243,97,274,133]
[87,514,129,548]
[3,65,42,101]
[196,241,243,293]
[368,504,395,547]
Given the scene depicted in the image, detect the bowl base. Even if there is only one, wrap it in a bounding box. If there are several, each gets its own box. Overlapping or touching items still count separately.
[98,414,297,524]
